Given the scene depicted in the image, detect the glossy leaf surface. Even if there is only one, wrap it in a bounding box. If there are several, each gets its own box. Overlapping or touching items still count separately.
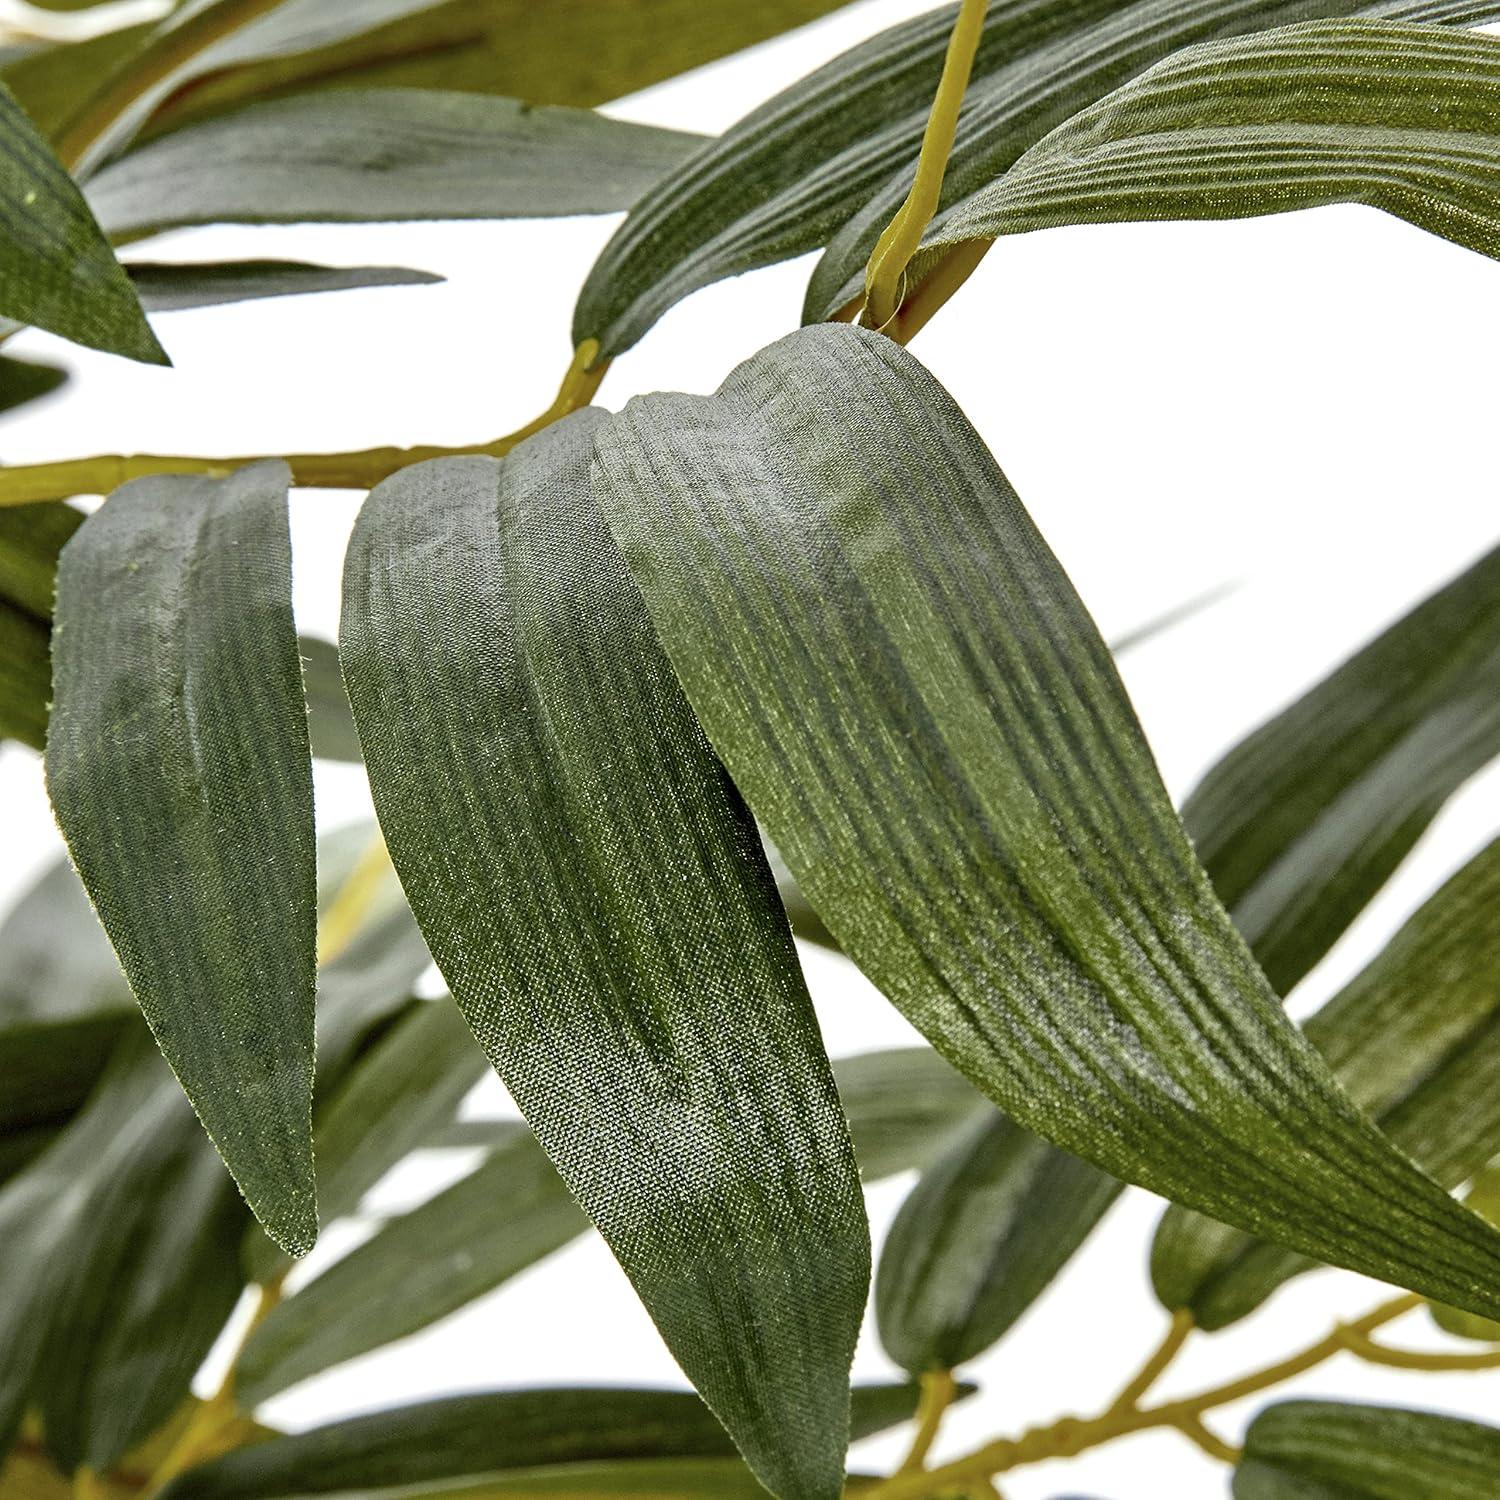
[47,461,318,1255]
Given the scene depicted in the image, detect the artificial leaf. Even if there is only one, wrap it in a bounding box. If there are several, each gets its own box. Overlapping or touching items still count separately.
[877,1109,1122,1372]
[1433,1159,1500,1340]
[574,0,1499,359]
[850,19,1500,328]
[341,424,869,1500]
[0,356,66,417]
[159,1385,934,1500]
[0,600,51,748]
[128,259,441,312]
[47,461,318,1256]
[141,0,858,133]
[298,635,362,762]
[590,321,1500,1325]
[237,1127,586,1402]
[85,91,703,239]
[1153,835,1500,1327]
[0,1032,245,1468]
[0,501,81,621]
[1234,1400,1500,1499]
[0,81,162,362]
[832,1047,986,1182]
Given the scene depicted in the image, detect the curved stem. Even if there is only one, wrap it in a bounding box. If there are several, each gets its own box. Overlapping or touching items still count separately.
[899,1371,959,1473]
[1337,1328,1500,1371]
[1106,1308,1194,1413]
[0,342,608,509]
[862,0,989,331]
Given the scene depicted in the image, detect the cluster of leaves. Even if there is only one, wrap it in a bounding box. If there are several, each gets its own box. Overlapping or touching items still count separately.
[5,0,1500,1497]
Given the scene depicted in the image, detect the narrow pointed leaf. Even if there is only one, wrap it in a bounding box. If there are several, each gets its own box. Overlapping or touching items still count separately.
[298,635,362,762]
[866,20,1500,327]
[878,1110,1122,1373]
[238,1129,586,1402]
[341,427,869,1500]
[0,355,66,417]
[1433,1160,1500,1340]
[47,461,318,1256]
[129,259,441,313]
[0,81,163,362]
[591,322,1500,1326]
[832,1048,986,1182]
[159,1385,936,1500]
[85,92,703,240]
[1234,1401,1500,1499]
[1153,836,1500,1327]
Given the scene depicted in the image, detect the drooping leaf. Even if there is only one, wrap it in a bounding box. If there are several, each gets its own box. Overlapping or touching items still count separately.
[0,355,66,417]
[1234,1400,1500,1499]
[159,1384,935,1500]
[341,424,869,1500]
[832,1047,986,1182]
[590,321,1500,1326]
[47,460,319,1256]
[141,0,858,133]
[0,1032,246,1469]
[835,19,1500,326]
[878,1109,1122,1373]
[128,258,441,312]
[85,92,703,239]
[1433,1159,1500,1340]
[1153,835,1500,1327]
[574,0,1499,359]
[0,80,162,362]
[237,1125,586,1402]
[298,634,362,762]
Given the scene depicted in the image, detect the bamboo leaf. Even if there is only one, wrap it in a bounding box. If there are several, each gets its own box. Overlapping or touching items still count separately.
[860,20,1500,326]
[341,424,869,1500]
[0,601,53,749]
[1153,835,1500,1327]
[1432,1160,1500,1340]
[573,0,1498,359]
[160,1385,935,1500]
[0,501,81,622]
[85,92,704,239]
[129,259,441,312]
[590,322,1500,1327]
[0,356,66,417]
[877,1110,1122,1373]
[298,635,362,763]
[0,80,162,362]
[1234,1400,1500,1499]
[47,461,319,1256]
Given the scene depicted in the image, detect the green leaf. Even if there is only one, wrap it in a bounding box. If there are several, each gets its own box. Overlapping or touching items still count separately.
[160,1384,934,1500]
[1153,835,1500,1327]
[0,80,163,362]
[139,0,859,132]
[298,634,362,762]
[0,500,81,621]
[859,19,1500,327]
[575,0,1498,358]
[340,424,869,1500]
[46,461,319,1256]
[0,1031,246,1469]
[1234,1400,1500,1499]
[877,1109,1122,1372]
[590,322,1500,1327]
[0,355,66,417]
[85,91,703,239]
[0,599,52,749]
[0,502,82,748]
[1433,1159,1500,1340]
[237,1124,587,1402]
[128,258,441,312]
[1183,538,1500,996]
[831,1047,986,1182]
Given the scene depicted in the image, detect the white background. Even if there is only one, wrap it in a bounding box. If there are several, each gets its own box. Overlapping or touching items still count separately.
[3,1,1500,1492]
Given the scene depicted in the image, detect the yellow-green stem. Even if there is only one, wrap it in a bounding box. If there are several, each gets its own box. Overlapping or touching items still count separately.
[862,0,989,331]
[899,1371,959,1473]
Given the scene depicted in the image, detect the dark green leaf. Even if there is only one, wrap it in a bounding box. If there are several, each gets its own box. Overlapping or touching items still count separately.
[850,19,1500,326]
[591,322,1500,1326]
[0,355,66,417]
[1433,1159,1500,1340]
[1234,1400,1500,1499]
[575,0,1498,358]
[298,634,362,762]
[1154,835,1500,1327]
[0,1032,245,1469]
[129,258,441,312]
[831,1047,986,1182]
[237,1126,587,1402]
[85,92,703,239]
[0,598,52,748]
[47,461,318,1256]
[0,81,162,362]
[878,1109,1122,1372]
[160,1384,935,1500]
[341,424,869,1500]
[0,499,81,622]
